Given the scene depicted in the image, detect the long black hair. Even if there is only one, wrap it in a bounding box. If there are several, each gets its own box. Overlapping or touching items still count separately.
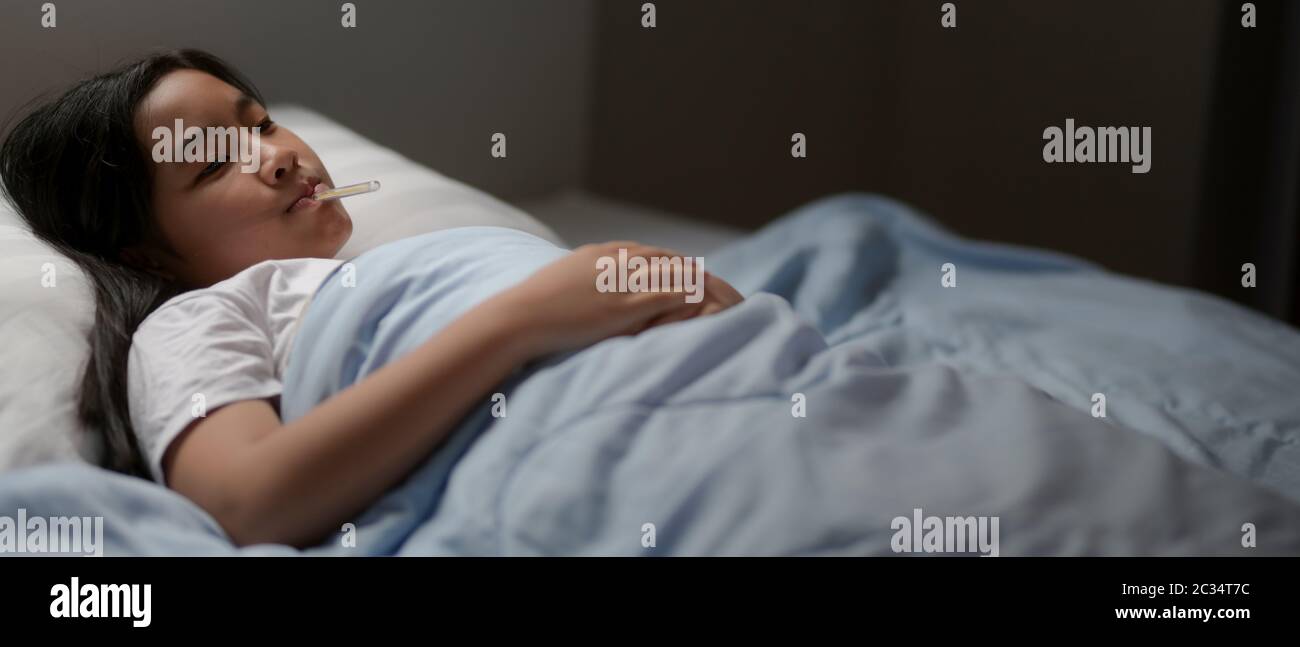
[0,49,265,478]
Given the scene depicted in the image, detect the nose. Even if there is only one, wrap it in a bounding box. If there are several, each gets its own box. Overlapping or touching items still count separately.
[258,138,299,186]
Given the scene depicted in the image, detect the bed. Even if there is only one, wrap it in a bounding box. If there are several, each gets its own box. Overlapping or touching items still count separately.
[1,107,1298,556]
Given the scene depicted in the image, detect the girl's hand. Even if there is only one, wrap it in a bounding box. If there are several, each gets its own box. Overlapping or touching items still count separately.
[501,241,744,356]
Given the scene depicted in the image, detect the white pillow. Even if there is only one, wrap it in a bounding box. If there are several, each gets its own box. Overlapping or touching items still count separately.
[0,105,564,471]
[0,221,102,469]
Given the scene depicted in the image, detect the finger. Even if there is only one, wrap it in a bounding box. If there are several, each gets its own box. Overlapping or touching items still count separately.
[629,288,687,320]
[713,274,744,305]
[645,302,701,329]
[703,273,743,308]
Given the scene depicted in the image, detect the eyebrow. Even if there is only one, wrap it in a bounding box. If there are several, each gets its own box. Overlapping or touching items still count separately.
[234,93,259,117]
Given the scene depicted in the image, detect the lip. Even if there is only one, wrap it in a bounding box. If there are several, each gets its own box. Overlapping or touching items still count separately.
[286,177,328,213]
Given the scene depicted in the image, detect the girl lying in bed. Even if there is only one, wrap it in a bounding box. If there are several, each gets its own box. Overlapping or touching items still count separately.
[0,49,743,547]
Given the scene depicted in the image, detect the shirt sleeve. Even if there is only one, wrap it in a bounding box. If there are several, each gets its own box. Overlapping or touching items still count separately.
[127,293,283,485]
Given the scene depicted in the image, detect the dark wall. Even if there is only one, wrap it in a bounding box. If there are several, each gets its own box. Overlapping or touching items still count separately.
[589,0,1221,288]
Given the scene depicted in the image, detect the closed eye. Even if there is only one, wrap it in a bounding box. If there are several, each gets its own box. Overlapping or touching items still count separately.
[193,114,274,183]
[198,159,226,178]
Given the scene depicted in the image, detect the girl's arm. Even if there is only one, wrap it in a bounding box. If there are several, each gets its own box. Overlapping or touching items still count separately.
[163,242,740,548]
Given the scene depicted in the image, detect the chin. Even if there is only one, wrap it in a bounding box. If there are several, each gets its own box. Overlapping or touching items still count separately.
[326,214,353,255]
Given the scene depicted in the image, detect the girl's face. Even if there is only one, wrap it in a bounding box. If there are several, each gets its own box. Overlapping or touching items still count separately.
[126,69,352,288]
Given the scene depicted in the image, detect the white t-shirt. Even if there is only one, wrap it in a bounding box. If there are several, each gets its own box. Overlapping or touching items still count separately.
[127,257,345,484]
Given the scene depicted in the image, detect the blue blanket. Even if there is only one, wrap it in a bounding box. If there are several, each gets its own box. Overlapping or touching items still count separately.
[4,193,1299,555]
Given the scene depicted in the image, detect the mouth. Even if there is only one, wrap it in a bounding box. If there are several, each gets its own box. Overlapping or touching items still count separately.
[286,177,329,213]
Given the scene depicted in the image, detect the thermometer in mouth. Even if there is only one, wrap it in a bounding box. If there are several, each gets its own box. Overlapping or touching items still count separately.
[312,180,381,202]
